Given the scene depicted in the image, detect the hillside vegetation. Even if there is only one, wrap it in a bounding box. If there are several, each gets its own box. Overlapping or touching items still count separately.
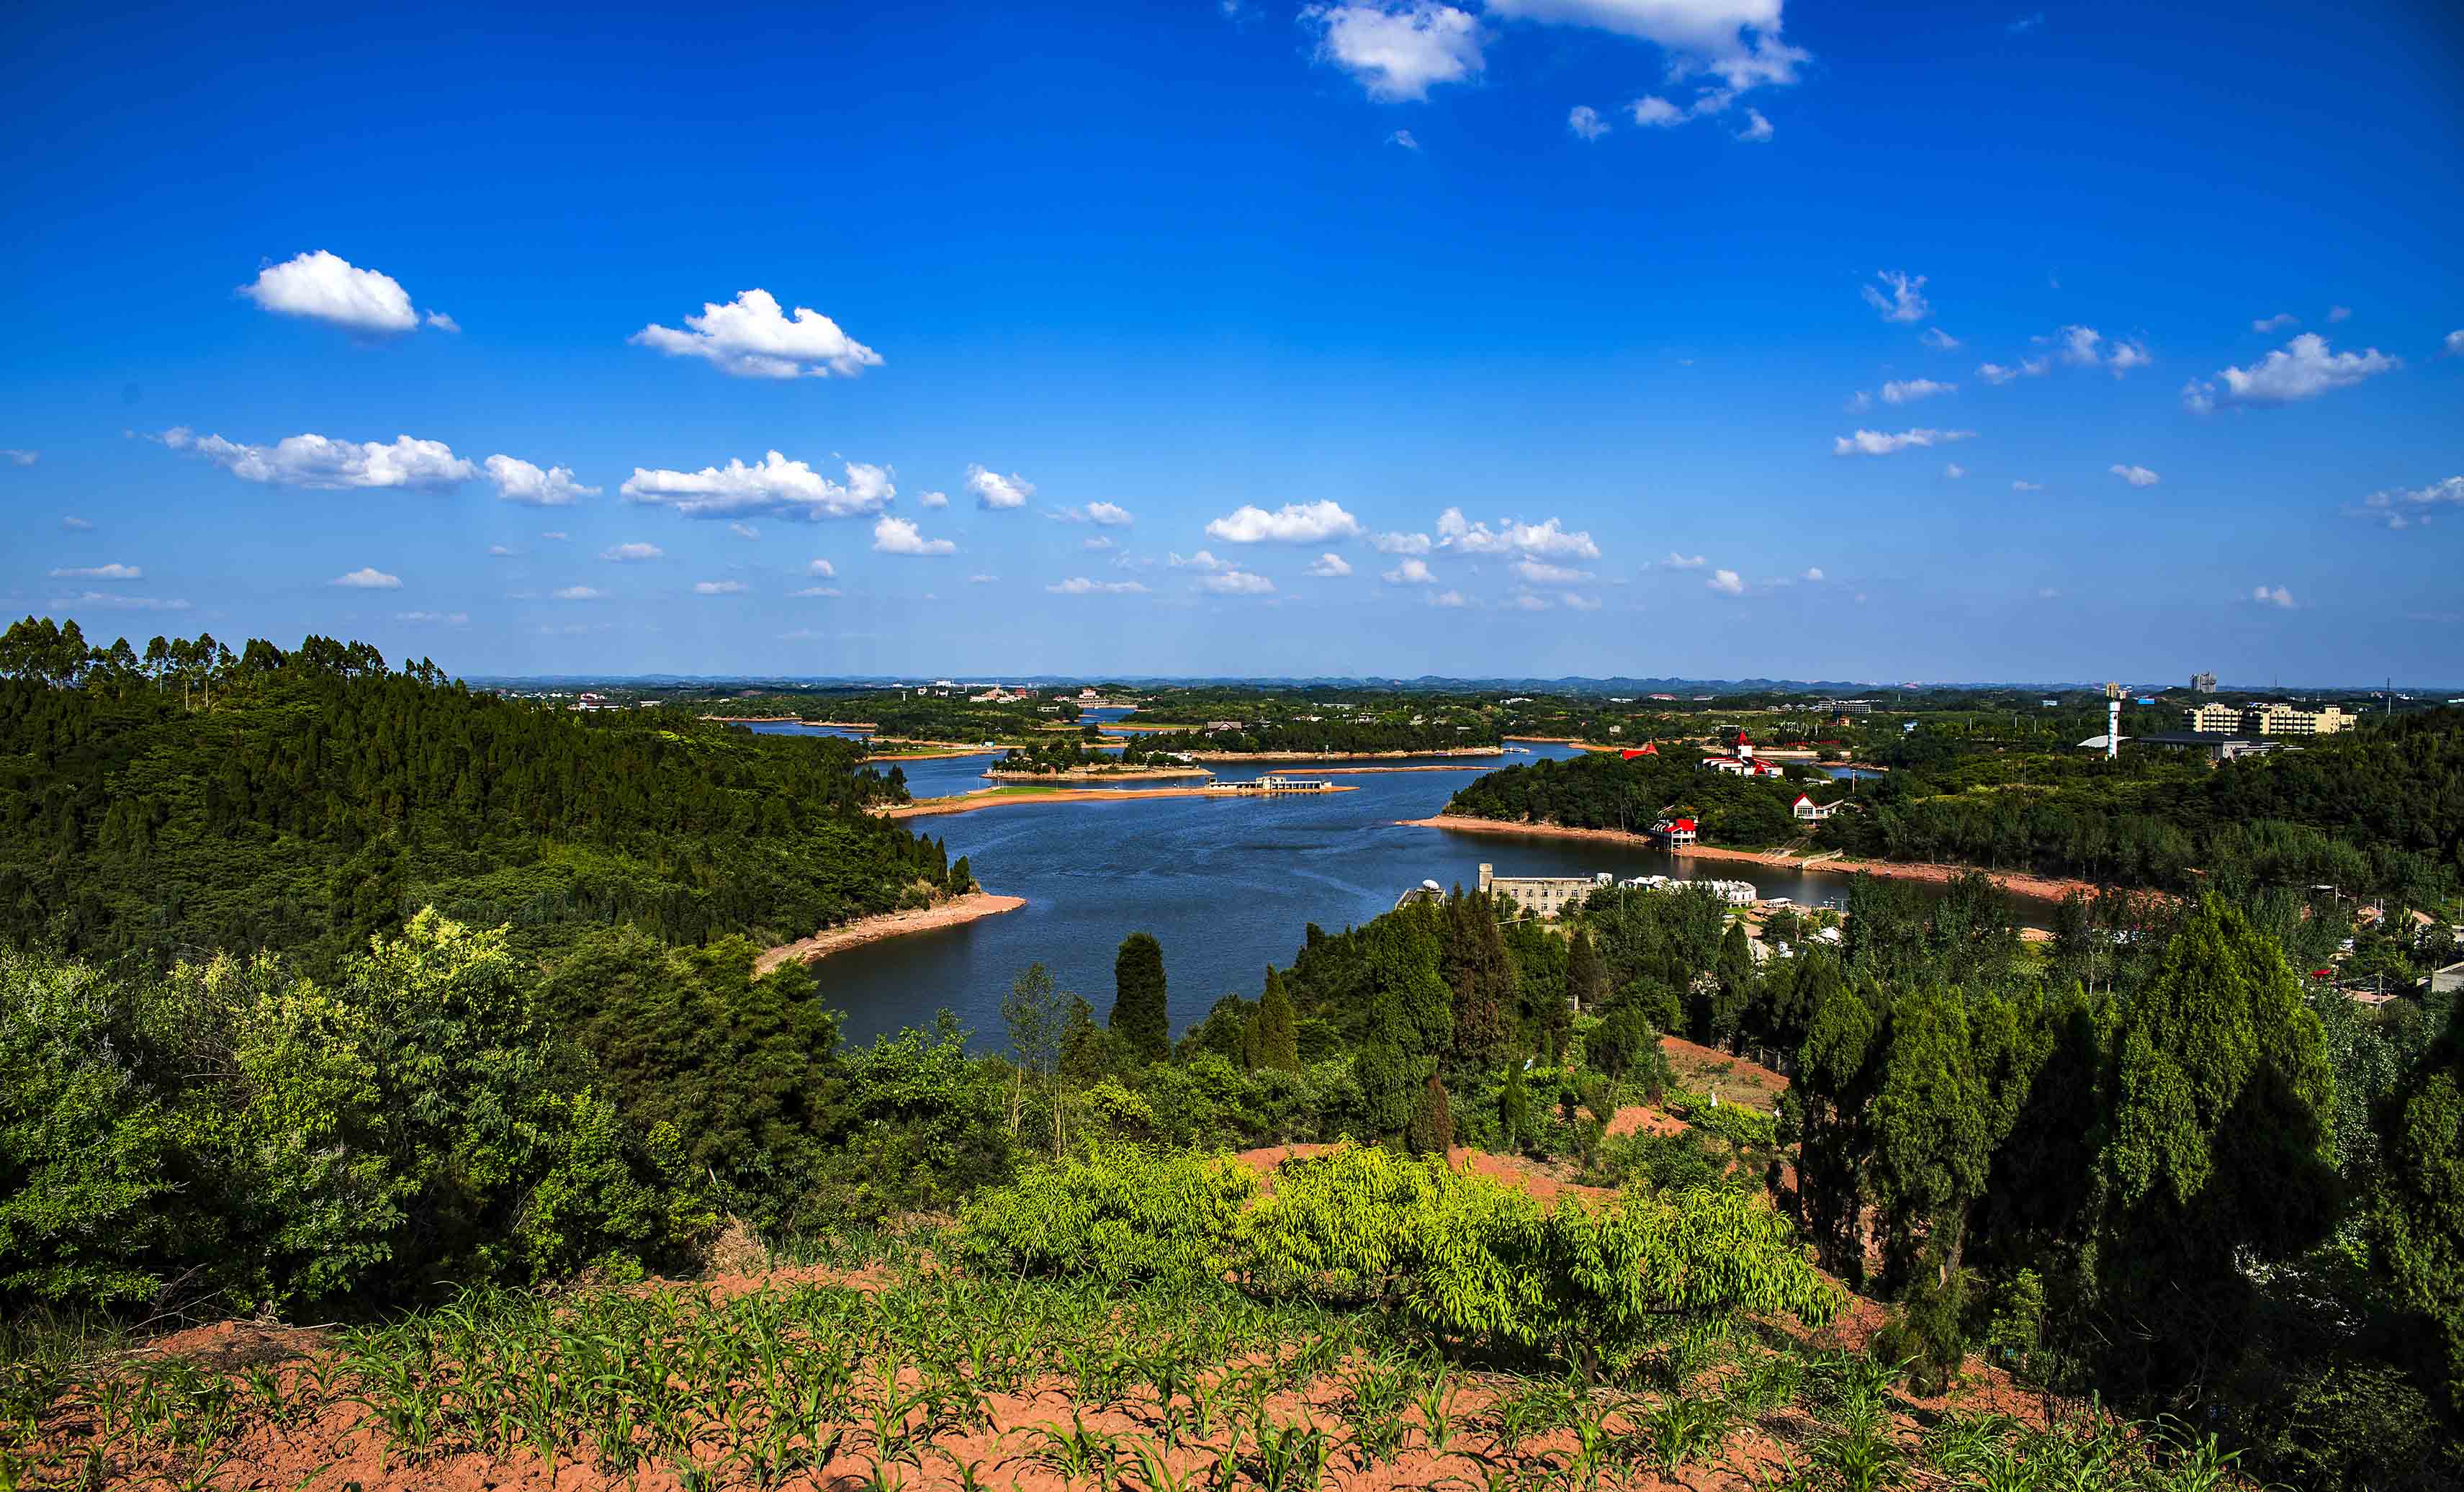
[0,619,950,969]
[3,629,2462,1489]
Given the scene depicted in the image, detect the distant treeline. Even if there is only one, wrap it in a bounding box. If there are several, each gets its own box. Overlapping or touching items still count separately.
[0,619,953,970]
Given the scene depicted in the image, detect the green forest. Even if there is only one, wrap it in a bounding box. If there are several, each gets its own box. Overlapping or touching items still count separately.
[4,628,2464,1489]
[0,619,958,971]
[1444,715,2464,906]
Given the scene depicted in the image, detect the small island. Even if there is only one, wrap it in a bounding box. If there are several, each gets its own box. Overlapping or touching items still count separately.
[981,737,1215,783]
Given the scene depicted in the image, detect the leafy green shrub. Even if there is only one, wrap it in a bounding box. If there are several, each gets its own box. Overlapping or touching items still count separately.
[1239,1143,1842,1368]
[956,1146,1256,1284]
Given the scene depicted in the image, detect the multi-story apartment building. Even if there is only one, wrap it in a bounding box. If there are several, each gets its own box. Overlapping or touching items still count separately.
[2182,701,2355,736]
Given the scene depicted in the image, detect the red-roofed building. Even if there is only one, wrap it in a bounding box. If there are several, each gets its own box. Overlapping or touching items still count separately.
[1653,817,1699,846]
[1793,793,1835,822]
[1619,742,1660,759]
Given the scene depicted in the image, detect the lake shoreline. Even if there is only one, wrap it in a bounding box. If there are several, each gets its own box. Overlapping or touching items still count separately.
[754,891,1028,974]
[1182,747,1507,762]
[1394,814,2089,902]
[883,783,1362,819]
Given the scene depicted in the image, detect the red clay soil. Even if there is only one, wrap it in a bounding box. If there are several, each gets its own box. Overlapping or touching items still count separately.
[90,1290,2073,1492]
[1660,1035,1790,1108]
[1606,1105,1691,1138]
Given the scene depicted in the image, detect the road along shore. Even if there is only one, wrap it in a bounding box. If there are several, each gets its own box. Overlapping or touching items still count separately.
[1394,814,2091,902]
[754,891,1028,974]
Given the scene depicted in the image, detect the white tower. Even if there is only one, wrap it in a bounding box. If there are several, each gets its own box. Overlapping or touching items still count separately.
[2103,682,2123,761]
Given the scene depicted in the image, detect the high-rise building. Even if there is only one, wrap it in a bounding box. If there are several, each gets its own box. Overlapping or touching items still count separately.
[2191,671,2217,693]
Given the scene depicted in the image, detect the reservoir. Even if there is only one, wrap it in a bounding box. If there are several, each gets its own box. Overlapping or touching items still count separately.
[747,725,2010,1048]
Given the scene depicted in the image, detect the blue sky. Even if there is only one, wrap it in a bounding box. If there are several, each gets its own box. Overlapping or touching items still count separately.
[4,0,2459,685]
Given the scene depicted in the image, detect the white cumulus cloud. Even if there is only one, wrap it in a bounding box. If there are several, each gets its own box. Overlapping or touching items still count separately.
[1881,378,1954,404]
[1303,1,1485,102]
[1206,500,1363,544]
[1568,104,1609,140]
[966,464,1034,510]
[2200,333,2399,405]
[331,567,402,589]
[2012,480,2044,493]
[601,542,663,562]
[919,489,950,508]
[1706,568,1745,596]
[1308,552,1354,576]
[239,251,421,334]
[2109,464,2159,487]
[4,449,40,467]
[1628,95,1685,125]
[1943,463,1966,479]
[808,559,837,577]
[485,454,599,505]
[2253,312,2300,333]
[163,427,475,490]
[48,563,141,580]
[1921,327,1961,351]
[1371,530,1432,554]
[1735,107,1773,142]
[1485,0,1811,91]
[873,515,955,556]
[552,585,602,601]
[1170,550,1231,571]
[2251,584,2296,610]
[395,611,467,624]
[1383,557,1438,585]
[630,289,880,379]
[621,451,893,521]
[1436,509,1600,559]
[692,580,748,596]
[1660,552,1707,568]
[1833,428,1973,456]
[1048,577,1150,596]
[1431,589,1470,608]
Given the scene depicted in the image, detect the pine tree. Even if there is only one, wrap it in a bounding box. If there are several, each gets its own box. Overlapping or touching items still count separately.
[1110,932,1169,1063]
[1256,966,1301,1073]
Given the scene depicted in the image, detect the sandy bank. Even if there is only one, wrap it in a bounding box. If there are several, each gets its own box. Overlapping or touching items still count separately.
[1395,814,2089,902]
[754,891,1026,974]
[883,782,1361,819]
[982,766,1214,783]
[1183,747,1506,762]
[862,748,1002,763]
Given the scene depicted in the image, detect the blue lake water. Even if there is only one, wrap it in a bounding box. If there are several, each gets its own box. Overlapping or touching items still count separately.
[737,723,1992,1046]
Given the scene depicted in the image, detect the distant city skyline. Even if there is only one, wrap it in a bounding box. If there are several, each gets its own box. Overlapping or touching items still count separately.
[4,1,2459,682]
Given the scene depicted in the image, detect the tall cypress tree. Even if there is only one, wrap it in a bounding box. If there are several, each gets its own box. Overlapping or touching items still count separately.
[1256,966,1302,1073]
[1565,928,1609,1017]
[1110,932,1169,1062]
[1406,1070,1454,1157]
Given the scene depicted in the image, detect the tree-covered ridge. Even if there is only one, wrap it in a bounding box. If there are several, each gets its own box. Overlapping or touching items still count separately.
[1444,711,2464,902]
[0,619,945,968]
[1442,747,1831,848]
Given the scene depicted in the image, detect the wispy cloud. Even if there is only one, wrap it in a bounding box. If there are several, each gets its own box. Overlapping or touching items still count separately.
[1833,428,1974,456]
[1861,270,1929,324]
[331,567,402,589]
[2346,475,2463,530]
